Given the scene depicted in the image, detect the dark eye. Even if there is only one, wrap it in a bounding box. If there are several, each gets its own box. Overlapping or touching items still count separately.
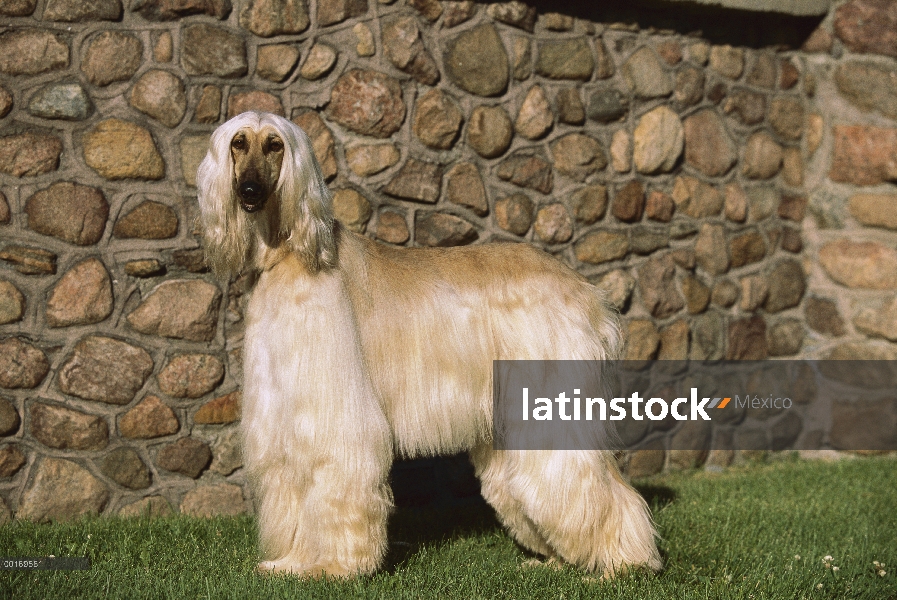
[269,138,284,153]
[231,137,246,150]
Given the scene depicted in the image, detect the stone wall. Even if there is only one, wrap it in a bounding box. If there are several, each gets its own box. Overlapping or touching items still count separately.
[0,0,892,520]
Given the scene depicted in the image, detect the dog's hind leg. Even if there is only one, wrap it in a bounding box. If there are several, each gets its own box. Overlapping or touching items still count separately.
[471,445,661,577]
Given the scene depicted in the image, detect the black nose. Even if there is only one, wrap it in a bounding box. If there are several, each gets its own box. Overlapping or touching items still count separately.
[239,181,264,203]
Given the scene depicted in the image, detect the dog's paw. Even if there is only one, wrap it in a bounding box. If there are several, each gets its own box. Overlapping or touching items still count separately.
[519,556,565,571]
[256,560,355,579]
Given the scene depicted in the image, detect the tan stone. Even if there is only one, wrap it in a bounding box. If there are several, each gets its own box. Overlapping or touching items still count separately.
[332,188,372,233]
[181,484,246,517]
[0,280,24,325]
[0,29,68,76]
[58,337,153,404]
[346,144,400,177]
[180,135,209,187]
[551,133,607,181]
[194,391,241,424]
[742,132,783,179]
[413,89,463,149]
[81,31,141,85]
[353,22,375,56]
[709,45,743,79]
[257,44,300,82]
[610,129,631,173]
[25,182,108,245]
[625,320,659,361]
[127,279,222,341]
[129,70,186,128]
[575,231,628,265]
[672,176,723,218]
[848,193,897,230]
[300,43,337,80]
[120,396,179,439]
[0,133,62,177]
[227,90,284,119]
[29,403,108,450]
[534,204,572,244]
[515,85,553,140]
[494,194,533,236]
[467,105,513,158]
[695,223,729,275]
[46,258,112,327]
[445,162,488,216]
[158,354,224,399]
[819,240,897,289]
[375,211,409,244]
[633,106,683,174]
[84,119,164,180]
[0,338,48,389]
[17,458,108,522]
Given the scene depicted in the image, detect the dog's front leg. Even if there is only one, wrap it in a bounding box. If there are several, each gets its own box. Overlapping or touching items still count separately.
[241,262,393,578]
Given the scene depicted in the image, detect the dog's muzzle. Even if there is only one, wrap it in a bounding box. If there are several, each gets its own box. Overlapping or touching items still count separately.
[238,181,267,213]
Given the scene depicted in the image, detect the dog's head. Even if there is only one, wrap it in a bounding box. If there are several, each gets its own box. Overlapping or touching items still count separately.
[197,111,336,278]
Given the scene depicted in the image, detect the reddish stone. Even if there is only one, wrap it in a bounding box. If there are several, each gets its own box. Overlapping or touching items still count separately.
[25,183,108,245]
[612,181,645,223]
[158,354,224,398]
[834,0,897,58]
[683,109,736,177]
[29,403,108,450]
[829,125,897,186]
[0,133,62,177]
[120,396,179,439]
[227,90,283,118]
[194,391,241,424]
[326,69,405,138]
[57,337,153,405]
[0,338,49,389]
[726,316,767,360]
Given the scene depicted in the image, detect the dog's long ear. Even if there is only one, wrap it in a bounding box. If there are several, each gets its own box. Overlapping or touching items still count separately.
[197,113,255,279]
[273,115,337,273]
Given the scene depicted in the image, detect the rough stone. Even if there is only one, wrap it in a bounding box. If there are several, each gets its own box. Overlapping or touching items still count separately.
[0,338,48,389]
[729,230,766,269]
[332,188,372,232]
[723,88,766,125]
[317,0,366,26]
[383,16,438,85]
[58,337,153,404]
[182,24,247,77]
[726,316,767,360]
[127,279,222,342]
[536,38,594,81]
[239,0,309,36]
[612,181,644,223]
[515,85,553,140]
[133,0,230,20]
[594,270,634,311]
[782,147,804,187]
[0,29,68,76]
[746,52,776,88]
[746,186,779,222]
[833,0,897,58]
[623,47,673,98]
[777,195,807,222]
[194,86,222,123]
[854,297,897,341]
[586,88,628,123]
[512,36,531,81]
[709,45,744,79]
[820,240,897,289]
[27,83,91,120]
[0,281,24,325]
[570,184,607,224]
[0,192,9,223]
[382,160,442,203]
[194,391,241,424]
[763,259,805,313]
[0,245,57,275]
[768,97,804,141]
[627,441,665,478]
[780,227,802,253]
[496,154,552,194]
[494,194,533,236]
[695,223,729,275]
[633,106,683,174]
[292,111,337,180]
[534,204,572,244]
[682,276,710,314]
[630,226,668,255]
[25,183,108,245]
[300,43,337,80]
[575,231,628,265]
[467,105,512,158]
[376,211,409,244]
[44,0,121,21]
[550,134,607,181]
[610,130,631,173]
[180,135,209,187]
[487,1,536,31]
[114,201,178,240]
[181,484,246,517]
[326,69,405,138]
[742,132,783,180]
[835,62,897,120]
[0,0,36,16]
[624,320,659,361]
[829,125,897,186]
[129,70,186,128]
[257,44,299,82]
[17,458,108,522]
[125,260,164,278]
[444,24,509,96]
[153,31,172,61]
[442,1,475,27]
[413,89,462,149]
[632,193,666,227]
[849,193,897,230]
[658,319,690,360]
[638,254,684,319]
[767,318,804,357]
[120,396,179,439]
[674,67,704,107]
[158,354,224,399]
[119,496,172,518]
[0,133,62,177]
[0,444,25,477]
[445,163,488,216]
[346,144,400,177]
[46,258,112,327]
[556,88,585,124]
[414,213,477,247]
[82,31,141,85]
[157,437,211,478]
[209,428,242,475]
[830,397,897,451]
[683,110,736,177]
[227,90,284,118]
[100,448,150,490]
[672,176,723,218]
[353,22,375,56]
[83,119,165,180]
[30,403,108,450]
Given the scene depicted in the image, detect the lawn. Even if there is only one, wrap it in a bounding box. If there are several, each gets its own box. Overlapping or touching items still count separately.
[0,455,894,599]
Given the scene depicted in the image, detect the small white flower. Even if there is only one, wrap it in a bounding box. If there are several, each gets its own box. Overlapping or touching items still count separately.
[794,555,801,560]
[879,570,887,577]
[824,555,833,562]
[832,566,839,572]
[816,583,823,589]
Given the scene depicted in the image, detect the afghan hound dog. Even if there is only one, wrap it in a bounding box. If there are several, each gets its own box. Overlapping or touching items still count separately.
[197,111,661,578]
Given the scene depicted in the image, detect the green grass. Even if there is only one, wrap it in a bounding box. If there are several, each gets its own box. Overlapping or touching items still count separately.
[1,455,895,599]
